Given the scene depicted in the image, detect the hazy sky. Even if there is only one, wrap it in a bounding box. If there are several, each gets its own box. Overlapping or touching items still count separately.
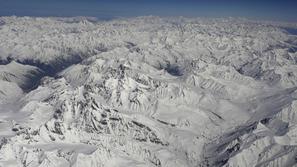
[0,0,297,21]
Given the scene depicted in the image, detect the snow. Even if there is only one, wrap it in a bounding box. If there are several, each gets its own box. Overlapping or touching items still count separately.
[0,16,296,167]
[0,61,43,90]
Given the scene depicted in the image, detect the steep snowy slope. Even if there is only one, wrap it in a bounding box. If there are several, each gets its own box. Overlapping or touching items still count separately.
[0,16,296,167]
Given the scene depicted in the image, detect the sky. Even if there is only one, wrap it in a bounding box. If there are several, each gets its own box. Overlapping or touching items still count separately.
[0,0,297,21]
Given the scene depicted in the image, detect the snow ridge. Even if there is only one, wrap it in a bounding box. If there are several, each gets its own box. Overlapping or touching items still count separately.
[0,16,297,167]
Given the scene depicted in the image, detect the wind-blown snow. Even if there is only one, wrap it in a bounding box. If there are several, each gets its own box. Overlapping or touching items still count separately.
[0,16,297,167]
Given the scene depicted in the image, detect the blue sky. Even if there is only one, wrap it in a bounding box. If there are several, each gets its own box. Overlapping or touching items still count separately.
[0,0,297,21]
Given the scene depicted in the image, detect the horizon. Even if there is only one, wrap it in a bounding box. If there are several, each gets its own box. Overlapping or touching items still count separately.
[1,0,297,22]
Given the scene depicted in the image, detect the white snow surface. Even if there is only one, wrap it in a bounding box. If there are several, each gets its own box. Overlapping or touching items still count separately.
[0,16,297,167]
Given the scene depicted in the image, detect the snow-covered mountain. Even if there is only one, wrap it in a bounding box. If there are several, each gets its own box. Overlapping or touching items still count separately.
[0,16,297,167]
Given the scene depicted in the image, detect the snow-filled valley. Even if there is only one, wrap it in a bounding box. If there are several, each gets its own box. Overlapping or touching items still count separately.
[0,16,297,167]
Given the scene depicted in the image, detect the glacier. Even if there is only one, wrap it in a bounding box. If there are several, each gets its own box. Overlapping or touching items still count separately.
[0,16,297,167]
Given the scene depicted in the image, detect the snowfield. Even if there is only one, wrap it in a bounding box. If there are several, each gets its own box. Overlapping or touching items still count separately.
[0,16,297,167]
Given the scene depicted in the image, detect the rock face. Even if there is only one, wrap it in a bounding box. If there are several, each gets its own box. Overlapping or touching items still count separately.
[0,16,297,167]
